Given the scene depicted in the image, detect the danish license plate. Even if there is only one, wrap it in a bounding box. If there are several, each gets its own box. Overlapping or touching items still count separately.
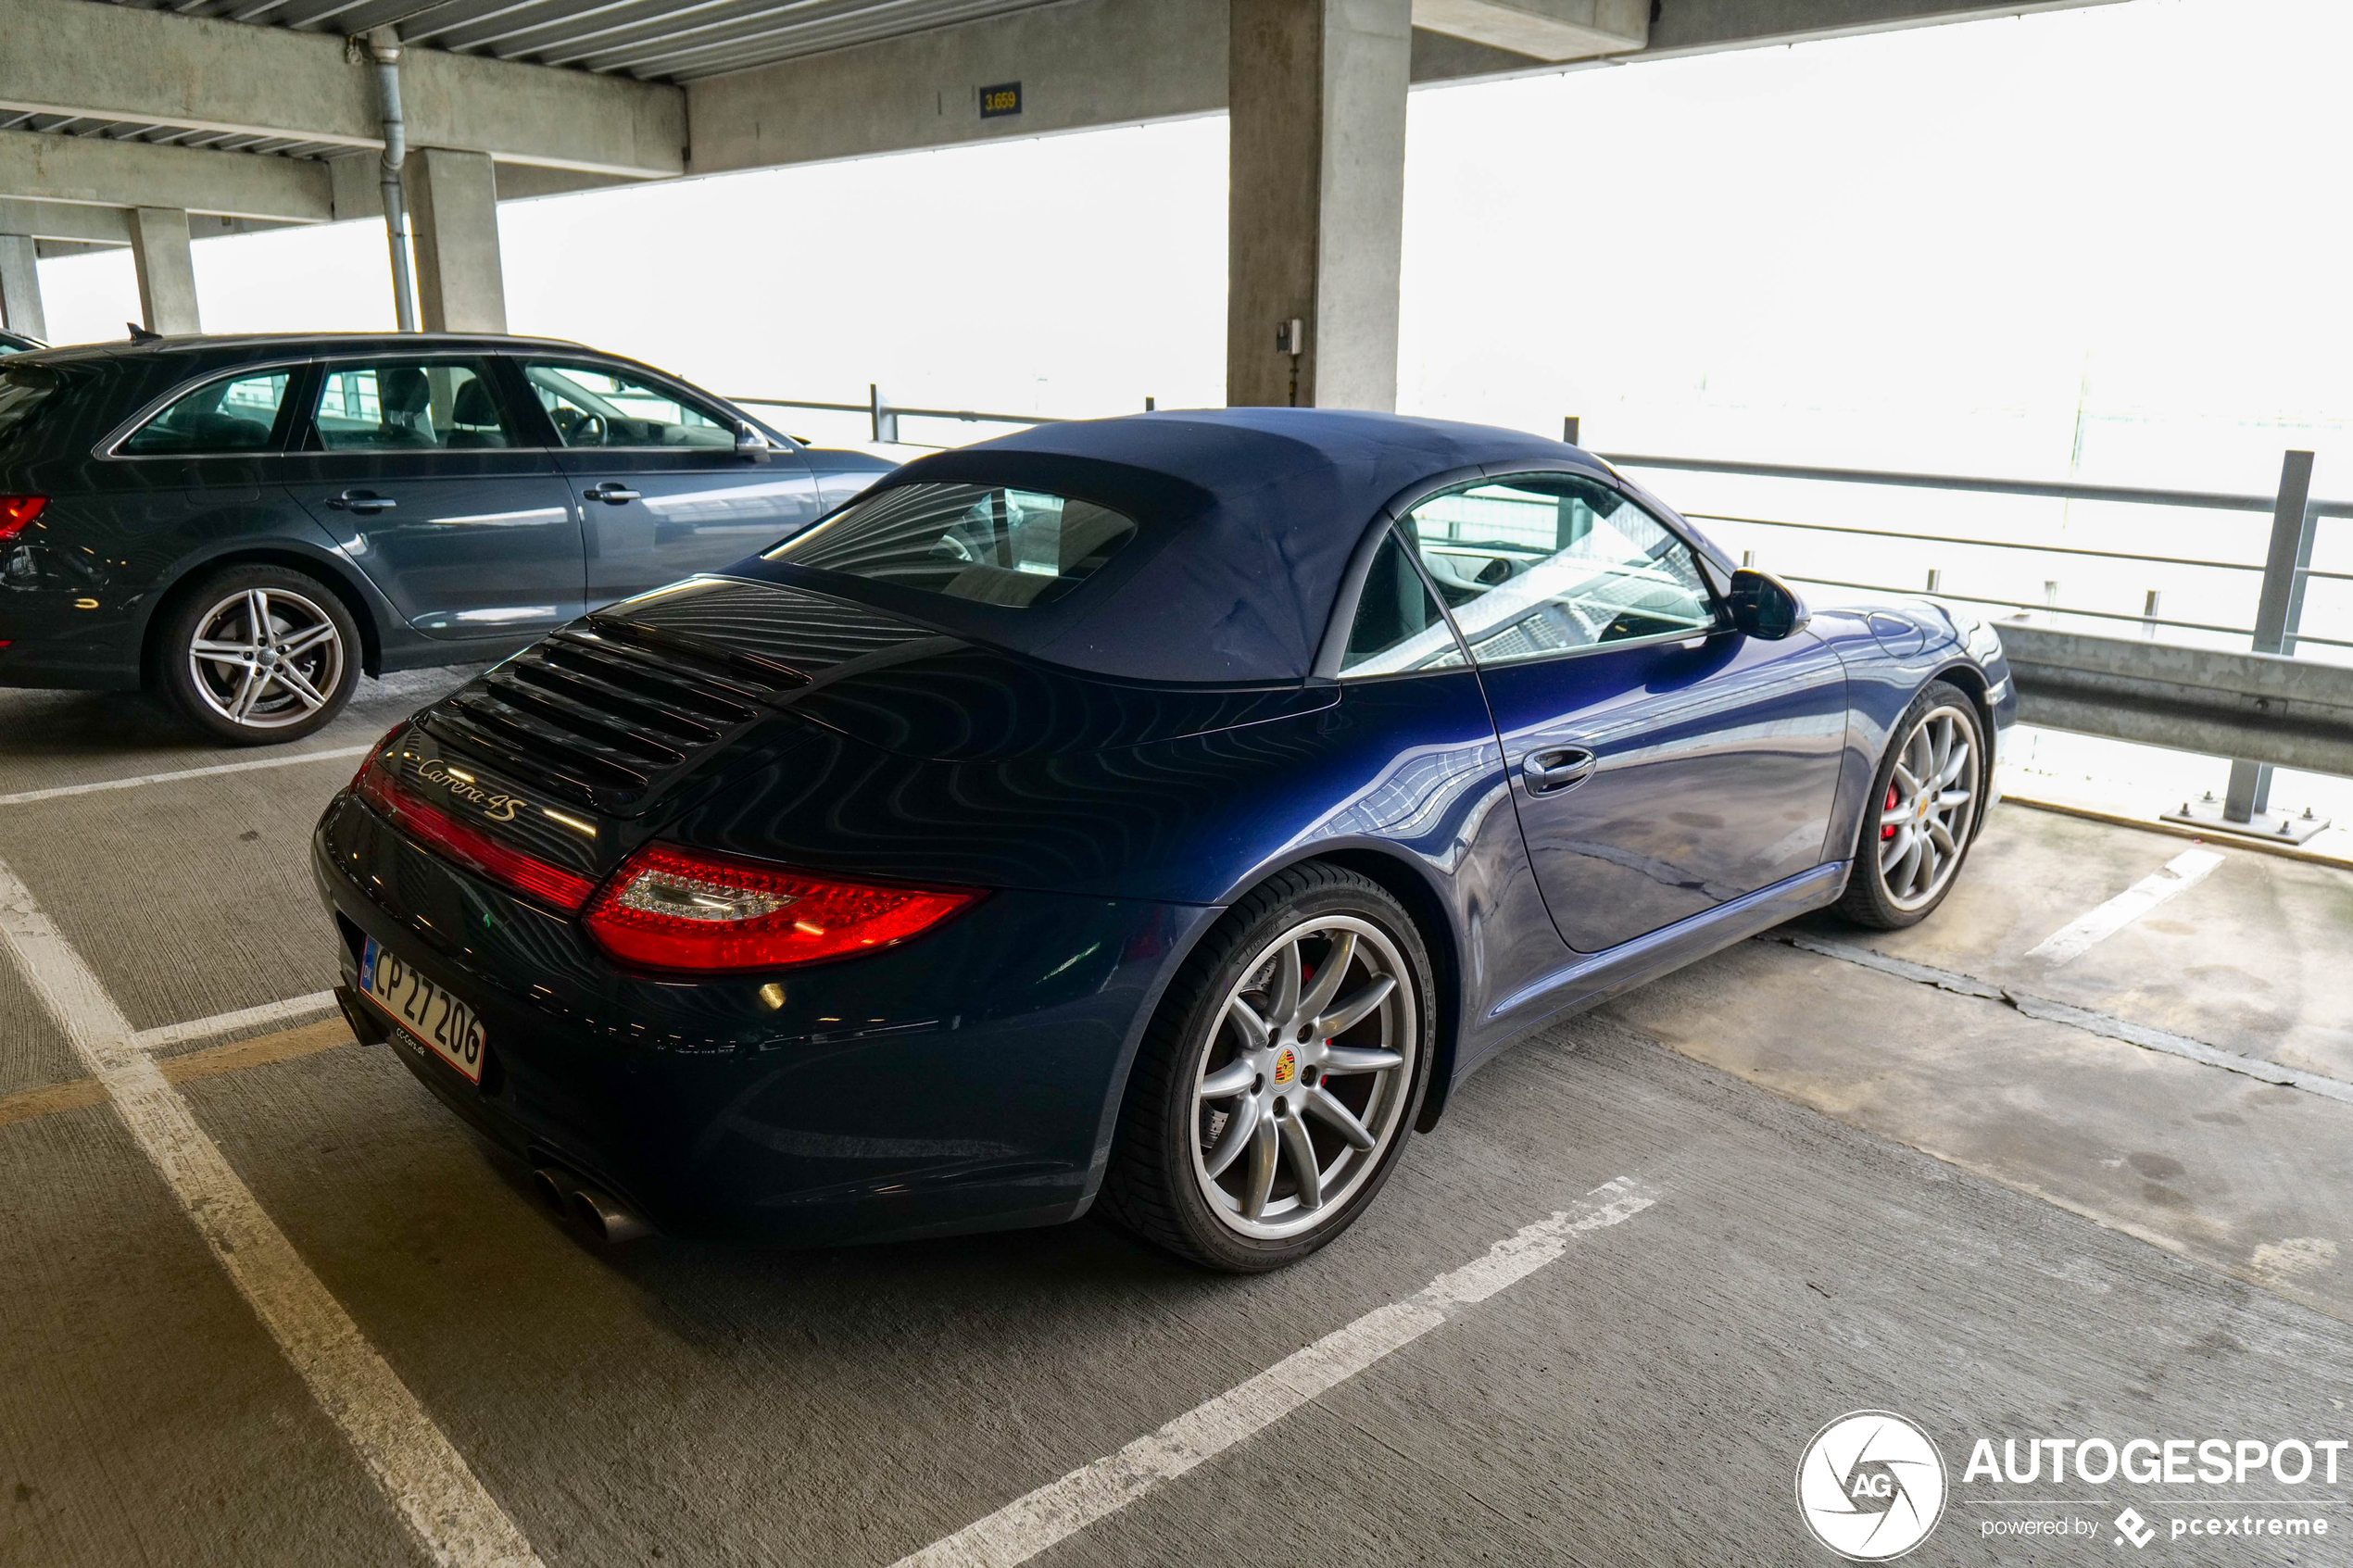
[359,937,488,1085]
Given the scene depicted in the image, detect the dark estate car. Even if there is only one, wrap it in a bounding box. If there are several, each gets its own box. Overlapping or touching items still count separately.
[314,408,2016,1272]
[0,333,891,740]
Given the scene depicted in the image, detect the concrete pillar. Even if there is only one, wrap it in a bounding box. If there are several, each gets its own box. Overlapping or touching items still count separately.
[407,148,507,334]
[128,206,201,334]
[0,232,44,340]
[1227,0,1412,411]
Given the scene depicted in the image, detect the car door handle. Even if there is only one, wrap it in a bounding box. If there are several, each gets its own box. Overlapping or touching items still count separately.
[327,489,396,515]
[1522,747,1599,795]
[584,483,641,505]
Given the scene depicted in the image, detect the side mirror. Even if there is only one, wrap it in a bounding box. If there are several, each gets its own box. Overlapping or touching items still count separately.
[735,422,773,463]
[1728,568,1808,639]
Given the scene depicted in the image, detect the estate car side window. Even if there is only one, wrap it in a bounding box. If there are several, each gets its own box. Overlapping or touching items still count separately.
[1397,476,1718,669]
[522,362,733,450]
[120,370,293,456]
[308,360,515,452]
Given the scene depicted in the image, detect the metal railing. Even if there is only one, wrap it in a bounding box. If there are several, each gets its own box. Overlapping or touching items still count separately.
[1595,446,2350,816]
[722,384,2353,794]
[724,388,2347,646]
[728,384,1141,445]
[1597,450,2353,655]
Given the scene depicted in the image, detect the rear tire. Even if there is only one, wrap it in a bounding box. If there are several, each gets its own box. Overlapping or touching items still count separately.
[1835,680,1986,930]
[1097,864,1434,1273]
[158,564,359,746]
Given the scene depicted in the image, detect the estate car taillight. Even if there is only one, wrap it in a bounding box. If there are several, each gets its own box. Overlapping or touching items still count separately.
[352,746,597,912]
[585,844,981,973]
[0,495,47,540]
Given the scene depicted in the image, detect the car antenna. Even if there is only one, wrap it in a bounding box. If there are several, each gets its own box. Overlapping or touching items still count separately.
[127,322,162,342]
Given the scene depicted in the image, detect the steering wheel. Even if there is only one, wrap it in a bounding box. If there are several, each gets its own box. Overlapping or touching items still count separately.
[573,412,608,446]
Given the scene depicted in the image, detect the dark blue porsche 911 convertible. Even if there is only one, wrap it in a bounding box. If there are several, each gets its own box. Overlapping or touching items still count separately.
[313,408,2015,1271]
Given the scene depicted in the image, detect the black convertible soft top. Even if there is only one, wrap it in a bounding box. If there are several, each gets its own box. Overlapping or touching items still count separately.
[746,407,1634,685]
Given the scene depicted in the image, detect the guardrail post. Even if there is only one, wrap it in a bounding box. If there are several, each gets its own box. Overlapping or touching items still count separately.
[869,384,899,445]
[2222,449,2316,822]
[1563,416,1580,445]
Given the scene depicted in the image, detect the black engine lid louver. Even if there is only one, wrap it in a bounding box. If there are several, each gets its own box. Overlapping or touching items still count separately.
[422,621,806,816]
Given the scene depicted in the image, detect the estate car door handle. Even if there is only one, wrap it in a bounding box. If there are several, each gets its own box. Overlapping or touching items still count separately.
[327,489,396,514]
[583,483,641,505]
[1522,747,1599,796]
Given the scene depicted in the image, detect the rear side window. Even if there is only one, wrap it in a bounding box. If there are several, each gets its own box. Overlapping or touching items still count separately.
[767,483,1139,609]
[308,360,515,452]
[1340,531,1464,676]
[120,370,292,455]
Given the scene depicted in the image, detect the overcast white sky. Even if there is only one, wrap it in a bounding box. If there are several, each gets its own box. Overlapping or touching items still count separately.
[30,0,2353,811]
[37,0,2353,489]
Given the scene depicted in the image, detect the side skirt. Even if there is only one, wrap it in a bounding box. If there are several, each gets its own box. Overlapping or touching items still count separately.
[1453,860,1851,1085]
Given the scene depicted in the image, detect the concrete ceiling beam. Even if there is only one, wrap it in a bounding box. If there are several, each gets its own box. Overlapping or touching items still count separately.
[0,132,333,224]
[690,0,2126,179]
[1409,0,1645,61]
[0,0,684,179]
[1643,0,2127,57]
[0,197,132,245]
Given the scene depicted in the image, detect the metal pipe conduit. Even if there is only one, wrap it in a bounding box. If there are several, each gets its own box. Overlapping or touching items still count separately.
[367,27,418,334]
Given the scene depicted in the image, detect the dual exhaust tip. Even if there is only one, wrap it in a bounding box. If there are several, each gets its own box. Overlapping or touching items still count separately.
[532,1165,652,1245]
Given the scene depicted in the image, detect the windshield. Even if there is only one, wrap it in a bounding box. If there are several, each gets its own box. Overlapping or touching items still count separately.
[0,366,57,453]
[766,483,1139,609]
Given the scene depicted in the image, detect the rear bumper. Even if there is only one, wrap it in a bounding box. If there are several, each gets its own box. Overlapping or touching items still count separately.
[312,792,1214,1246]
[0,582,145,689]
[1984,659,2019,810]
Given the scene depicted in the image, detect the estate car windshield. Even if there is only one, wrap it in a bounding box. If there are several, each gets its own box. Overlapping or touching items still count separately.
[765,483,1139,609]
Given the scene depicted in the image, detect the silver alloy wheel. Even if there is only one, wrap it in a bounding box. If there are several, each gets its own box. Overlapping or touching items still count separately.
[186,585,346,731]
[1875,703,1980,911]
[1190,915,1417,1240]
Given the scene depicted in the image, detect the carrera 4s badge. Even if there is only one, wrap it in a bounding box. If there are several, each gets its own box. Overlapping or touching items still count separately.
[416,758,527,822]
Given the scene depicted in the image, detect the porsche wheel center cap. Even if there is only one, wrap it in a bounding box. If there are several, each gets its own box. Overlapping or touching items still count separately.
[1272,1047,1299,1087]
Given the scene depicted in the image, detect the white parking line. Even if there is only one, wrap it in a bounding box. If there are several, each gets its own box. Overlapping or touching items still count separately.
[2024,847,2225,967]
[0,858,543,1568]
[134,990,338,1052]
[892,1176,1663,1568]
[0,743,371,809]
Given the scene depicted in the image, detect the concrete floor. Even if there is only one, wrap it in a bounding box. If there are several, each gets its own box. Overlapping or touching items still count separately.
[4,676,2352,1567]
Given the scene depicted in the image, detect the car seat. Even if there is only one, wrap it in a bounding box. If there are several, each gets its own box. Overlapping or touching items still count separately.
[374,366,439,448]
[445,378,508,448]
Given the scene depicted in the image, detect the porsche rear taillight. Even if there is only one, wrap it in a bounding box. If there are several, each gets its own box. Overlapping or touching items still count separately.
[353,749,597,912]
[584,844,980,973]
[0,495,47,541]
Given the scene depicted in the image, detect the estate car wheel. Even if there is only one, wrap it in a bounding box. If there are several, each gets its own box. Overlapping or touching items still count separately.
[1099,864,1435,1273]
[1835,679,1986,930]
[159,565,360,746]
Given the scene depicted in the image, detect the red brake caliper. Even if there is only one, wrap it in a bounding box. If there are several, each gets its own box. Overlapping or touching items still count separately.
[1881,783,1900,841]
